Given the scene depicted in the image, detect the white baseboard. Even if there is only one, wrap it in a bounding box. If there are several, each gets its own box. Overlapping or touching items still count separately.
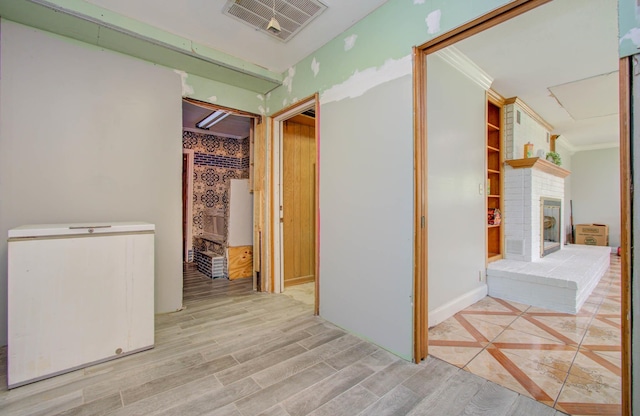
[428,285,488,328]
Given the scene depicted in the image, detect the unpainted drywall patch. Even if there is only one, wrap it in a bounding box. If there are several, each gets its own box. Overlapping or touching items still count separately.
[208,95,218,102]
[311,57,320,77]
[414,0,425,4]
[258,105,266,115]
[620,27,640,48]
[283,66,296,94]
[321,54,411,104]
[426,10,441,35]
[174,70,194,96]
[344,34,358,51]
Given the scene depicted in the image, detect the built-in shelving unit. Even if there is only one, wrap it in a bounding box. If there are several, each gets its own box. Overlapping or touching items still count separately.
[487,93,504,263]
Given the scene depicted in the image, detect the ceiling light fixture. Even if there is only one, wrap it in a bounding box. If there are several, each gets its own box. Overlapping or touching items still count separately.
[267,0,281,34]
[197,110,231,129]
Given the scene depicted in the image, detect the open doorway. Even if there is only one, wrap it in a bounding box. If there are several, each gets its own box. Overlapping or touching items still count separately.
[181,99,261,291]
[414,0,628,413]
[271,95,319,314]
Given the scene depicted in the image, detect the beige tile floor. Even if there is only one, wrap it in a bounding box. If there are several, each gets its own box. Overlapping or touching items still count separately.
[428,255,622,416]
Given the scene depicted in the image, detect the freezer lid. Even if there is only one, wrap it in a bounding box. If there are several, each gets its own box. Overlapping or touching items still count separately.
[8,222,155,238]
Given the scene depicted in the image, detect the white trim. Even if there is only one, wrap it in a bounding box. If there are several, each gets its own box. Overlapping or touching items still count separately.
[183,149,194,262]
[272,99,316,294]
[435,46,494,91]
[427,285,488,327]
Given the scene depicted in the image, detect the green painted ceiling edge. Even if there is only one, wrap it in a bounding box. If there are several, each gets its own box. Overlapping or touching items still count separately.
[0,0,283,94]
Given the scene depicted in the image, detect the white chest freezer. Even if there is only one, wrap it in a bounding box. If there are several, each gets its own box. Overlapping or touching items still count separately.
[7,222,155,388]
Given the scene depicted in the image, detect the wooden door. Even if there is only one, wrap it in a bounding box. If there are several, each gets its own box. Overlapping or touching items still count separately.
[282,119,316,287]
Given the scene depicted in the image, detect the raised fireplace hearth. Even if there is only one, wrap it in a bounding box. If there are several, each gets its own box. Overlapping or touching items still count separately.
[485,157,609,314]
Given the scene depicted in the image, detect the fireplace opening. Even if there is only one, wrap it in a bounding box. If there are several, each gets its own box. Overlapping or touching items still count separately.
[541,197,561,257]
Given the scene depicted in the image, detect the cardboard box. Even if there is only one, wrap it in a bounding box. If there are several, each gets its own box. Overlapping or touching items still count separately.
[575,224,609,246]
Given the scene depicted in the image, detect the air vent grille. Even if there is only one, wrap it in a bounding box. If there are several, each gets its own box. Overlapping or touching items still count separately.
[224,0,327,42]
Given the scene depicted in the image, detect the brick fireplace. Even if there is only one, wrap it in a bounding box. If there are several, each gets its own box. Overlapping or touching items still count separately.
[488,157,610,314]
[502,157,569,261]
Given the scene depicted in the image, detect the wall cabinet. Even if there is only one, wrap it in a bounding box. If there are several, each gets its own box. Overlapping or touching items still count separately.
[487,94,504,262]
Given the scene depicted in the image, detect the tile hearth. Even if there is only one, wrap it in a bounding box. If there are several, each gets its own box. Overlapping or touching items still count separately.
[429,254,622,416]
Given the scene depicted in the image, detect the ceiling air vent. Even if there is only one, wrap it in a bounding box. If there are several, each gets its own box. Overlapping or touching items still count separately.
[224,0,327,42]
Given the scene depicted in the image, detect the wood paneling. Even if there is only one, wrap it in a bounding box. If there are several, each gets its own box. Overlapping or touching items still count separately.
[228,246,253,280]
[283,120,316,287]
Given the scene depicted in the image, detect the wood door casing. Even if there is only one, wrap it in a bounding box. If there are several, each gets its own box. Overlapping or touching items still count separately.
[282,120,316,287]
[182,153,188,262]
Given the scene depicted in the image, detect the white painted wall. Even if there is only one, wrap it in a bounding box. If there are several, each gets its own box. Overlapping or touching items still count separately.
[228,179,253,246]
[319,75,414,360]
[426,54,487,326]
[570,147,621,247]
[0,21,184,345]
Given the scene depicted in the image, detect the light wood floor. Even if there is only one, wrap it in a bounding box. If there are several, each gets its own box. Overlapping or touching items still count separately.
[0,268,567,415]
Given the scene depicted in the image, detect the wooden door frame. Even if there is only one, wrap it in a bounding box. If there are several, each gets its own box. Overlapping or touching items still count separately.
[181,98,264,290]
[182,149,195,262]
[619,56,632,416]
[269,94,320,314]
[413,2,631,413]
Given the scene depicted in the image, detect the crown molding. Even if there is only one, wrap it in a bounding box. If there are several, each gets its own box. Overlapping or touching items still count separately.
[435,46,493,91]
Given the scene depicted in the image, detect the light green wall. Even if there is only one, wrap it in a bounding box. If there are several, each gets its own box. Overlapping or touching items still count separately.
[619,0,639,58]
[267,0,512,112]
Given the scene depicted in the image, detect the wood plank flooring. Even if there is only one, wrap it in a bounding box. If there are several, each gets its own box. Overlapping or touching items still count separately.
[0,268,567,415]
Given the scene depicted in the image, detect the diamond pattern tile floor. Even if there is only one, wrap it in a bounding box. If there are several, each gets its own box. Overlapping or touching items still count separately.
[428,254,622,415]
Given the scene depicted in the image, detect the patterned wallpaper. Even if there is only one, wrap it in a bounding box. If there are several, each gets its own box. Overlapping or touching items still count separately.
[183,131,249,255]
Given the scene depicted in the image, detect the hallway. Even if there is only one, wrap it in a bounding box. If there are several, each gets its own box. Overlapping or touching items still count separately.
[0,268,564,415]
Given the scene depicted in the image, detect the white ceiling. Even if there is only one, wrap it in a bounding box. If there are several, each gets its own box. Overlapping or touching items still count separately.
[453,0,619,150]
[84,0,389,73]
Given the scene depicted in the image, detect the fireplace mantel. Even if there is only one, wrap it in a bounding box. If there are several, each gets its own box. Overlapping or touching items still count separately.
[505,157,570,178]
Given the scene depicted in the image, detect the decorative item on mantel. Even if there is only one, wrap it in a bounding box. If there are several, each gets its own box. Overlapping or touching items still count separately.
[545,151,562,166]
[524,142,533,158]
